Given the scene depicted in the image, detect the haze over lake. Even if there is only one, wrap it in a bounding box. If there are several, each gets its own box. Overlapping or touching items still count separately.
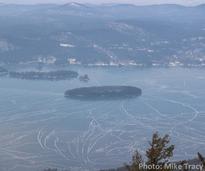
[0,67,205,171]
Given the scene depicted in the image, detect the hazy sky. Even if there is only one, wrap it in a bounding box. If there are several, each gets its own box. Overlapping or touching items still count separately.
[1,0,205,6]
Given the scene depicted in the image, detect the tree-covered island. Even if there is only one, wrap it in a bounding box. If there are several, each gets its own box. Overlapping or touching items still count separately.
[65,86,142,100]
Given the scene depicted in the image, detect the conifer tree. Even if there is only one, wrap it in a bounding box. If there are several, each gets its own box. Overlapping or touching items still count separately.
[198,152,205,171]
[127,132,174,171]
[146,132,175,169]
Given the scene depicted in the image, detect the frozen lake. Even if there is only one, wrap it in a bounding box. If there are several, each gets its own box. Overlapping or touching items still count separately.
[0,67,205,171]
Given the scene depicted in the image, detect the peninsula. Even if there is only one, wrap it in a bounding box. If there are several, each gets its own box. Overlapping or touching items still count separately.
[9,70,78,80]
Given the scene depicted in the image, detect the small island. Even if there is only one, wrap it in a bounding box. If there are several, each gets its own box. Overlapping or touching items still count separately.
[65,86,142,100]
[9,70,78,80]
[0,67,8,76]
[79,74,89,82]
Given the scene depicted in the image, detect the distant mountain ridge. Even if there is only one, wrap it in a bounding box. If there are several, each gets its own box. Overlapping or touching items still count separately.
[0,3,205,67]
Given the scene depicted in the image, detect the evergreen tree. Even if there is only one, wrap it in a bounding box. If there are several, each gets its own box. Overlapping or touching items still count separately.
[198,153,205,171]
[126,132,174,171]
[126,151,144,171]
[146,132,174,169]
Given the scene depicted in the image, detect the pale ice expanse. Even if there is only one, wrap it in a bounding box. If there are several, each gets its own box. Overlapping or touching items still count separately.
[0,67,205,171]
